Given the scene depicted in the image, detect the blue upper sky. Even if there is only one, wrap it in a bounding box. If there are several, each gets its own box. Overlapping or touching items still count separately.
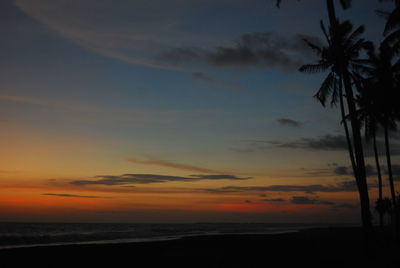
[0,0,398,223]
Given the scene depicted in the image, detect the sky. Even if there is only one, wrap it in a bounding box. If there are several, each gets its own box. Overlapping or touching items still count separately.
[0,0,399,223]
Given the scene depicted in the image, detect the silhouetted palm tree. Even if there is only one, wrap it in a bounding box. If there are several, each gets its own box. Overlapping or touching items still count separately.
[355,74,385,228]
[381,0,400,52]
[301,34,357,182]
[376,197,393,225]
[360,44,399,206]
[356,43,400,239]
[299,19,374,234]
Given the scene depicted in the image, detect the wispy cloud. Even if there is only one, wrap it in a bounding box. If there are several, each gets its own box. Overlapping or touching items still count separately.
[71,173,252,186]
[156,32,321,72]
[42,193,104,198]
[291,196,335,205]
[205,32,319,72]
[15,0,224,70]
[333,164,400,181]
[267,134,348,150]
[262,198,286,202]
[202,180,368,194]
[232,134,400,156]
[16,0,320,72]
[126,156,261,177]
[127,157,225,174]
[277,118,304,128]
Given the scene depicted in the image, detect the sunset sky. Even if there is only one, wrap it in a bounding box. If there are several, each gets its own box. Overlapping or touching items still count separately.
[0,0,399,223]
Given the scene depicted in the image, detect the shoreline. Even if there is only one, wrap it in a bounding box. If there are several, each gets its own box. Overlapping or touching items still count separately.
[1,227,398,267]
[0,229,300,250]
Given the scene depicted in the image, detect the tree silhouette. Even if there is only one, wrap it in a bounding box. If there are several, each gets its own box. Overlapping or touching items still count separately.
[300,25,357,183]
[381,0,400,52]
[277,0,375,236]
[375,197,393,225]
[354,66,385,229]
[358,44,400,239]
[299,19,374,234]
[361,44,399,207]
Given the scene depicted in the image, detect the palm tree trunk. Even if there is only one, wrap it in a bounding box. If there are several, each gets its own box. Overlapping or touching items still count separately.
[342,72,373,235]
[384,123,399,238]
[326,0,337,26]
[339,77,357,179]
[327,0,372,236]
[384,124,396,204]
[372,128,384,229]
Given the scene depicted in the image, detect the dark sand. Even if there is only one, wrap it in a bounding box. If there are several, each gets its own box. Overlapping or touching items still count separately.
[1,227,398,267]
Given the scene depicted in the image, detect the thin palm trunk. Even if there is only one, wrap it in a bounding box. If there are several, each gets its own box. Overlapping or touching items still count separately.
[343,72,372,234]
[339,77,357,179]
[384,124,396,204]
[327,0,337,26]
[327,0,372,235]
[372,129,384,229]
[384,123,399,238]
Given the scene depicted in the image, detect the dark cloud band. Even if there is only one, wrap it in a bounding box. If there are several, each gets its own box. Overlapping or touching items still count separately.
[71,174,252,186]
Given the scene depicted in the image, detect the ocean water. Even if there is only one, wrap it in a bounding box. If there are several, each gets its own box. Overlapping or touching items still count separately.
[0,222,320,249]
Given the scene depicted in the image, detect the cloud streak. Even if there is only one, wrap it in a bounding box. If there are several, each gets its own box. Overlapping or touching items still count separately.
[16,0,321,73]
[71,173,252,186]
[15,0,208,70]
[156,32,322,72]
[277,118,304,128]
[205,32,317,71]
[232,134,400,156]
[291,196,335,205]
[203,180,368,194]
[127,157,226,174]
[42,193,103,198]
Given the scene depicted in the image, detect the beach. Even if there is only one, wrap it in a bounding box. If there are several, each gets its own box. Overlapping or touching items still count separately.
[1,227,398,267]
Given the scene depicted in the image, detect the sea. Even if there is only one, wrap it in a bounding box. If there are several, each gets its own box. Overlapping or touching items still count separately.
[0,222,339,249]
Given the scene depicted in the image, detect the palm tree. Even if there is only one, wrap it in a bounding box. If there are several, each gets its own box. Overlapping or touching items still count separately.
[355,75,385,229]
[299,19,374,234]
[376,197,393,225]
[302,35,358,182]
[381,0,400,52]
[360,44,399,207]
[355,43,400,238]
[277,0,377,237]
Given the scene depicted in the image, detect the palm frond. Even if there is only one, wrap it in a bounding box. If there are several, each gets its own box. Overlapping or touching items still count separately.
[345,25,365,47]
[302,38,323,56]
[351,63,373,76]
[340,0,352,9]
[314,72,336,106]
[375,9,390,19]
[347,39,372,58]
[388,34,400,54]
[392,58,400,72]
[339,21,354,39]
[330,75,340,107]
[383,29,400,47]
[299,62,330,73]
[384,7,400,35]
[320,20,331,45]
